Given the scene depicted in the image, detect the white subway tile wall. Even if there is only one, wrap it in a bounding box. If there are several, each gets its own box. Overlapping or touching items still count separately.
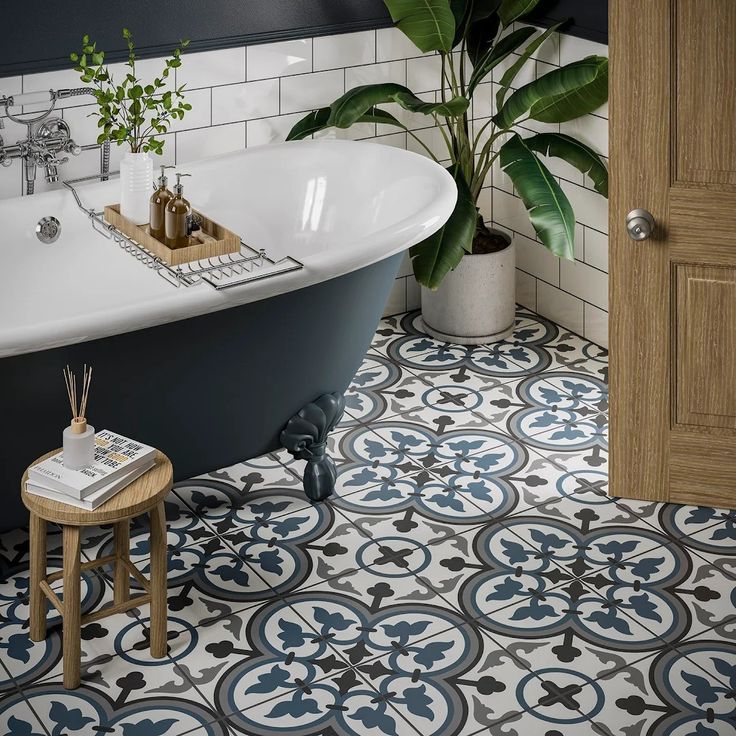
[0,26,608,342]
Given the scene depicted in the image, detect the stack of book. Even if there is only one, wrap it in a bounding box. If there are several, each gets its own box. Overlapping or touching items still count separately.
[26,430,157,510]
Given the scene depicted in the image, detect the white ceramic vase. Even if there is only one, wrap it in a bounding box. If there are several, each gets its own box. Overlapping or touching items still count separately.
[420,230,516,345]
[120,151,153,225]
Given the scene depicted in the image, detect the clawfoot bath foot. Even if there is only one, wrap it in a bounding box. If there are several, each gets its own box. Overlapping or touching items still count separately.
[280,392,346,502]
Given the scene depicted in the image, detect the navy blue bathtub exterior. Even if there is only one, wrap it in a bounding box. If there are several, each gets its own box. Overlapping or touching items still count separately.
[0,253,402,532]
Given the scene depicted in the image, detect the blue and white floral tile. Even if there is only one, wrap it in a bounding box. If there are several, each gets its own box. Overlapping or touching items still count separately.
[10,668,226,736]
[479,373,608,456]
[343,352,439,425]
[348,620,533,736]
[173,462,304,538]
[0,696,48,736]
[583,642,736,736]
[218,494,372,597]
[618,499,736,563]
[95,535,279,635]
[0,524,74,609]
[82,489,217,562]
[396,368,520,423]
[422,440,602,523]
[224,666,418,736]
[498,493,673,582]
[542,326,608,382]
[0,574,144,690]
[359,420,521,476]
[164,600,357,714]
[371,310,555,380]
[473,578,677,680]
[586,541,736,646]
[415,520,582,618]
[275,565,459,673]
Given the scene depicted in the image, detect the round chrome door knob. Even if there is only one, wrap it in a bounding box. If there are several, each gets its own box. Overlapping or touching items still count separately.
[626,208,656,241]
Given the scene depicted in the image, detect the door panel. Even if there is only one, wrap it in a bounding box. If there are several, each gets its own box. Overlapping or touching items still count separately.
[675,0,736,187]
[675,265,736,430]
[610,0,736,506]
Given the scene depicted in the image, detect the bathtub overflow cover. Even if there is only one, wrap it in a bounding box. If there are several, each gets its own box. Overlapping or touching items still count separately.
[36,216,61,244]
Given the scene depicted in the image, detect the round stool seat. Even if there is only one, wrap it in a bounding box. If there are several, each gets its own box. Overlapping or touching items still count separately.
[22,449,172,526]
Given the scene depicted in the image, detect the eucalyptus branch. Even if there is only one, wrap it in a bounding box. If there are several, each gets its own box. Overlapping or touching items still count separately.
[71,29,190,155]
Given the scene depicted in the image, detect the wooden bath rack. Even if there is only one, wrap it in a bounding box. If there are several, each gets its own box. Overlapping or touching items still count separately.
[64,173,303,290]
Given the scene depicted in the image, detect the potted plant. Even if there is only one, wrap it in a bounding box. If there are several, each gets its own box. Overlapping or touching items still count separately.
[71,29,191,224]
[287,0,608,344]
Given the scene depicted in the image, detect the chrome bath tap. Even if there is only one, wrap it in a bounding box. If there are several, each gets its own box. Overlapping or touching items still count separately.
[0,88,110,194]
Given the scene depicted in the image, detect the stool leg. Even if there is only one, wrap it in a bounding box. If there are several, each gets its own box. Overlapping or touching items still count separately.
[29,513,47,642]
[113,520,130,605]
[148,501,167,658]
[62,525,81,689]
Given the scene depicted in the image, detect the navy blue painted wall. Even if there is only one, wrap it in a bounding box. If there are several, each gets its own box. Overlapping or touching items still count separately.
[2,0,607,77]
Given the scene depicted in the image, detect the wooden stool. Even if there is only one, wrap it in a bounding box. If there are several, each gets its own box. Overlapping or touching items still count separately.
[21,450,173,689]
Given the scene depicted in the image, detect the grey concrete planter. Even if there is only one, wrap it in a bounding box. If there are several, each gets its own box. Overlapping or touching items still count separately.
[420,230,515,345]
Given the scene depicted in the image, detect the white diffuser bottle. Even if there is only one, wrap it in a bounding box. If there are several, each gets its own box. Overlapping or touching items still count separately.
[62,364,96,470]
[120,151,153,224]
[63,417,96,470]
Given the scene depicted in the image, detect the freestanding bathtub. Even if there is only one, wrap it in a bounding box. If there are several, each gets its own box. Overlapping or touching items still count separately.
[0,140,456,532]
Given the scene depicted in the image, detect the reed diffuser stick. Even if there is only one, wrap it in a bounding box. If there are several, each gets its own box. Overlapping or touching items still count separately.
[63,364,93,421]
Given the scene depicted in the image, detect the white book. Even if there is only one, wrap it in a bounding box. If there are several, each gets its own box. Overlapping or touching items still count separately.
[25,460,156,510]
[28,430,156,499]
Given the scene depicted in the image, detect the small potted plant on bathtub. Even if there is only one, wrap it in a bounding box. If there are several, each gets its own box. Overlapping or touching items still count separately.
[287,0,608,344]
[71,29,191,225]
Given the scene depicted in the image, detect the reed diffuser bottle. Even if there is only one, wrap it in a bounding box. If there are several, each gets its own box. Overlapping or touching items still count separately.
[62,364,96,470]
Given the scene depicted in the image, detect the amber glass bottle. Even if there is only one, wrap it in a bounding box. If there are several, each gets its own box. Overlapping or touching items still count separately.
[165,173,192,249]
[149,165,174,241]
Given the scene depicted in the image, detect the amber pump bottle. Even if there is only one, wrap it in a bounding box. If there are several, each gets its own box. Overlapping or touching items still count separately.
[149,165,175,241]
[165,173,192,249]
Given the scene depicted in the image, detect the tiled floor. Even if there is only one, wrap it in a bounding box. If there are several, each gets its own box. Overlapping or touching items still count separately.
[2,307,735,736]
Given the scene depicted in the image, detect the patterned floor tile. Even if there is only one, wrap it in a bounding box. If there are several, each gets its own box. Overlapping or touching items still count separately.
[371,310,555,380]
[350,621,531,736]
[499,491,672,575]
[586,539,736,645]
[343,352,435,425]
[13,670,226,736]
[0,525,72,609]
[218,494,371,597]
[0,573,142,690]
[540,325,608,384]
[81,488,217,562]
[97,535,279,633]
[585,642,736,736]
[0,694,48,736]
[173,460,305,538]
[224,668,418,736]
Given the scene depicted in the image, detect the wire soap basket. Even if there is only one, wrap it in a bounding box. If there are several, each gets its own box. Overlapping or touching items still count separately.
[63,172,303,290]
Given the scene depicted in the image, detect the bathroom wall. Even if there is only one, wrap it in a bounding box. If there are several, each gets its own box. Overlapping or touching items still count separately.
[0,26,609,345]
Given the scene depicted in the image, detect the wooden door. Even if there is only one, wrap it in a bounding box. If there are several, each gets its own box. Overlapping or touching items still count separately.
[609,0,736,507]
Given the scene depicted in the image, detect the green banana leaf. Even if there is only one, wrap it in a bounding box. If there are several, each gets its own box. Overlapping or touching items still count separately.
[494,56,607,128]
[496,21,563,109]
[328,84,468,128]
[498,0,542,26]
[285,108,331,140]
[454,0,501,50]
[530,57,608,123]
[467,13,501,66]
[468,26,535,96]
[499,135,575,259]
[286,85,467,141]
[286,106,405,141]
[410,164,477,288]
[384,0,456,53]
[525,132,608,196]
